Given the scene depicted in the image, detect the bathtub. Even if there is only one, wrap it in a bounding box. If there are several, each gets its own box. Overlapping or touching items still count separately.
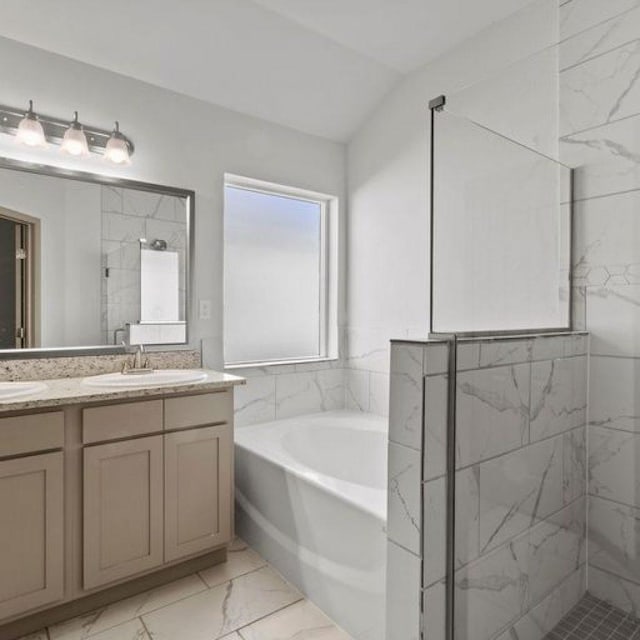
[235,410,388,640]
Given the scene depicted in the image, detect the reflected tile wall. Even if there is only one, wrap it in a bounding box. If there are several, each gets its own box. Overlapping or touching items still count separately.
[101,187,187,344]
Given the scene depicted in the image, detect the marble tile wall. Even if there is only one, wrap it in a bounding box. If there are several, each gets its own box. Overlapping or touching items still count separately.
[228,334,347,426]
[559,0,640,611]
[387,333,588,640]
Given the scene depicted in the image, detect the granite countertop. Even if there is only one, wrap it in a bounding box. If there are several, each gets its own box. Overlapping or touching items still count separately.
[0,369,245,414]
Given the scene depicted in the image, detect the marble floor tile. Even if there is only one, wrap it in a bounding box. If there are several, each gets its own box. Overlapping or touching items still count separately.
[239,600,351,639]
[61,619,149,640]
[48,574,207,639]
[199,542,266,588]
[142,566,302,640]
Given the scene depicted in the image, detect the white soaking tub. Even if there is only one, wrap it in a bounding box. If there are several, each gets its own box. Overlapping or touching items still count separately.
[235,410,388,640]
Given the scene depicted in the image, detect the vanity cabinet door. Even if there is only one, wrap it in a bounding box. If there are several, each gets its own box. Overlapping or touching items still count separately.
[83,435,164,589]
[164,425,232,562]
[0,452,63,620]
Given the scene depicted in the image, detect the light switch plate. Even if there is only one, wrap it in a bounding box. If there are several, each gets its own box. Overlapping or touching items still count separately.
[199,299,212,320]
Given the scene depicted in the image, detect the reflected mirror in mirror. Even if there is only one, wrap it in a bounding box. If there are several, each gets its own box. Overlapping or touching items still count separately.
[0,162,191,351]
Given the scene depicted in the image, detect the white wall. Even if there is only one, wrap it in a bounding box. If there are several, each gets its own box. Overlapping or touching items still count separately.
[345,0,560,414]
[0,35,346,367]
[0,170,101,347]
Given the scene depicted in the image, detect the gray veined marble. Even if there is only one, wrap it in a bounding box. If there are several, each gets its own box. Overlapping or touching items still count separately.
[141,566,301,639]
[559,0,640,42]
[477,339,533,368]
[456,363,530,468]
[530,357,587,442]
[454,499,585,640]
[573,190,640,286]
[423,374,448,481]
[233,375,277,427]
[589,356,640,432]
[478,436,563,555]
[344,369,370,412]
[588,495,640,586]
[494,567,585,640]
[587,285,640,357]
[455,466,481,569]
[274,369,345,420]
[454,538,529,640]
[561,6,640,70]
[388,442,421,554]
[563,428,587,504]
[588,565,640,616]
[560,38,640,136]
[423,476,447,588]
[560,116,640,201]
[589,425,640,505]
[386,540,421,640]
[389,344,424,450]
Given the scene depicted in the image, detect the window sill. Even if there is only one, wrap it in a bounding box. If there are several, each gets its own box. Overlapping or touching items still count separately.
[224,356,339,371]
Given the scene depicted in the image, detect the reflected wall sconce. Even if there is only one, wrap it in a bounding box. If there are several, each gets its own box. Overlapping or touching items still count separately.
[0,100,134,164]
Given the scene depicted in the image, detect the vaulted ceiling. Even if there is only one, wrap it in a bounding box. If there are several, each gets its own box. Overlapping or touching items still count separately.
[0,0,533,141]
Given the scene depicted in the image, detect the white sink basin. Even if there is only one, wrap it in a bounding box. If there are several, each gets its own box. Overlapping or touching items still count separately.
[0,381,48,401]
[82,369,208,389]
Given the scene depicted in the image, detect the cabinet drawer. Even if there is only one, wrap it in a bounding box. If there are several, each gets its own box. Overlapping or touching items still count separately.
[164,391,232,430]
[0,411,64,457]
[83,400,163,444]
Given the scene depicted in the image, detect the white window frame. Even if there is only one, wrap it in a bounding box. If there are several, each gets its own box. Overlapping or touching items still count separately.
[223,174,339,369]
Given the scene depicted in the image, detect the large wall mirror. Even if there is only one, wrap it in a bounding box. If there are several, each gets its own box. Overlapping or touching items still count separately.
[0,158,193,355]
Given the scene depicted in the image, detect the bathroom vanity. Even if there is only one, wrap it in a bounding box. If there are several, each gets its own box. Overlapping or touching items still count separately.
[0,370,243,637]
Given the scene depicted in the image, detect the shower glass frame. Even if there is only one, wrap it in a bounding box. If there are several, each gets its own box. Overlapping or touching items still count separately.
[428,96,576,640]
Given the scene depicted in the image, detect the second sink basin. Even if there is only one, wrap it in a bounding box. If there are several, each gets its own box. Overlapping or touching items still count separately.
[82,369,208,389]
[0,381,48,401]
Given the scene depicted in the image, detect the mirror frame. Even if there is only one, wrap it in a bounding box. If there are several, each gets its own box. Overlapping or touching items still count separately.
[0,156,195,359]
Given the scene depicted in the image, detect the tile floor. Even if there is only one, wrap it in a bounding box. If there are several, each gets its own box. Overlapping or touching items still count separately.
[18,539,352,640]
[544,593,640,640]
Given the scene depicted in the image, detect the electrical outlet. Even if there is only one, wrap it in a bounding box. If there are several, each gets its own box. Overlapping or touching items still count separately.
[199,299,212,320]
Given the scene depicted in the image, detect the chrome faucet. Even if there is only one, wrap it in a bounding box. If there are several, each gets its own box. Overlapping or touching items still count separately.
[133,344,145,369]
[121,342,153,375]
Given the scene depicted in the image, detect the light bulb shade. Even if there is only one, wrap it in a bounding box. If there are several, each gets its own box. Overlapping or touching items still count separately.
[61,124,89,156]
[16,114,46,147]
[105,134,131,164]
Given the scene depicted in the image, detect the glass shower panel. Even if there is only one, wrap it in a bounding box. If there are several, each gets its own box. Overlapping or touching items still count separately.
[431,109,571,334]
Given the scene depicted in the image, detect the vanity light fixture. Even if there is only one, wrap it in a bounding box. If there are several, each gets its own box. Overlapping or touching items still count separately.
[15,100,47,147]
[61,111,89,156]
[0,99,134,164]
[104,121,131,165]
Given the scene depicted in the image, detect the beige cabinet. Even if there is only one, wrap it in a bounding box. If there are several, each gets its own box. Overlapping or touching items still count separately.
[0,452,64,619]
[83,435,164,589]
[164,425,232,562]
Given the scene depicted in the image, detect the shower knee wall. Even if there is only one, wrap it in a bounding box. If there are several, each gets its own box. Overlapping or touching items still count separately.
[387,333,589,640]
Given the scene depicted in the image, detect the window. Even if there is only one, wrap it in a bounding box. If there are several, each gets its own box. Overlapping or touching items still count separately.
[224,175,337,366]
